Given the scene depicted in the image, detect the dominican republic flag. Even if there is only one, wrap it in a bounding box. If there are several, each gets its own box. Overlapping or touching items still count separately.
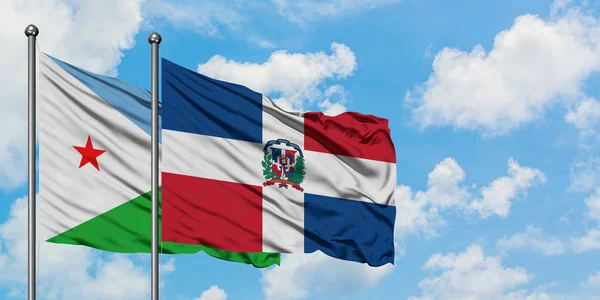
[161,58,397,266]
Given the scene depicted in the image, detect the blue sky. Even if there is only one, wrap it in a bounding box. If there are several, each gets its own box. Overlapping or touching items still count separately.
[1,0,600,299]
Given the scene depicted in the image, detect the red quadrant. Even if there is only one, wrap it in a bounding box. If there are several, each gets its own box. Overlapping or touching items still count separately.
[162,172,263,252]
[304,112,396,163]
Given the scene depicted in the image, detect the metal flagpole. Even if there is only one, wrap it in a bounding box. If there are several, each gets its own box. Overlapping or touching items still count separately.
[148,32,162,300]
[25,24,39,300]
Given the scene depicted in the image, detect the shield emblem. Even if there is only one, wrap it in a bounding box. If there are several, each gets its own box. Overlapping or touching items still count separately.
[271,148,296,178]
[262,139,305,192]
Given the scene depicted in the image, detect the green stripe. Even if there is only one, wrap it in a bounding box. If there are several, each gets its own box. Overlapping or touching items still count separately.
[47,188,280,268]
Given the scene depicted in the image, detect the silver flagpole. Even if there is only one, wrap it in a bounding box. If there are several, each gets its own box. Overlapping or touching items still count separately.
[25,24,39,300]
[148,32,162,300]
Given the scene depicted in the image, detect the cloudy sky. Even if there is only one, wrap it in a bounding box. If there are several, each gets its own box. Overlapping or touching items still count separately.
[1,0,600,299]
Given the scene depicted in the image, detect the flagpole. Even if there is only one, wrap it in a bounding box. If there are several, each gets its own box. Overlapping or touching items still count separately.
[25,24,39,300]
[149,32,162,300]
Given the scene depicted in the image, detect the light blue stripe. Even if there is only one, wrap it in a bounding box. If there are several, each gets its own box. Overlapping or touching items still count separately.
[47,54,161,143]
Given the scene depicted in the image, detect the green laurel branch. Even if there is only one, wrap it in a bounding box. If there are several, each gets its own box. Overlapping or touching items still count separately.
[262,152,277,180]
[287,156,305,186]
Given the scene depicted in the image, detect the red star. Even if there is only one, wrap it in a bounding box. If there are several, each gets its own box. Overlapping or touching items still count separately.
[73,136,106,171]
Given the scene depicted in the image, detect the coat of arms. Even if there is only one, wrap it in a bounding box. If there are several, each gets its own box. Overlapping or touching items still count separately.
[262,139,305,192]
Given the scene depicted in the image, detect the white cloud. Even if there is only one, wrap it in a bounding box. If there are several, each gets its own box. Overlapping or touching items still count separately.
[585,187,600,222]
[197,42,356,112]
[142,0,280,49]
[260,251,393,300]
[568,157,600,192]
[565,98,600,136]
[394,158,468,237]
[469,158,546,219]
[424,44,434,58]
[550,0,574,16]
[143,0,399,47]
[0,196,159,300]
[0,0,145,188]
[318,99,347,116]
[406,5,600,135]
[160,257,176,274]
[146,0,403,36]
[394,184,445,238]
[409,244,533,300]
[194,285,228,300]
[421,157,471,209]
[74,255,149,300]
[570,188,600,253]
[396,157,545,237]
[581,270,600,289]
[272,0,401,25]
[247,35,277,49]
[571,228,600,253]
[496,225,566,257]
[143,0,243,37]
[504,289,553,300]
[317,85,348,116]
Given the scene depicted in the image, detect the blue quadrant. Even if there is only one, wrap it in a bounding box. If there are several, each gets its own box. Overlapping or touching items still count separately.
[304,193,396,267]
[161,58,263,143]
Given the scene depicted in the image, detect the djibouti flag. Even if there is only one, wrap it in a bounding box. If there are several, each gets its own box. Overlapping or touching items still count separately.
[37,45,279,268]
